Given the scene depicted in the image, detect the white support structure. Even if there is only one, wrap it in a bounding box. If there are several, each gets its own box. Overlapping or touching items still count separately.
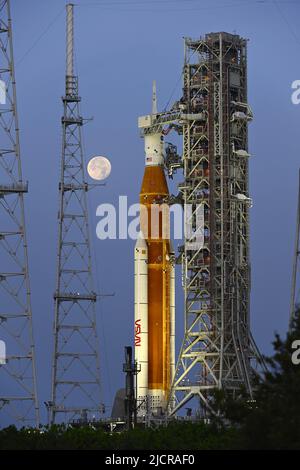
[134,234,148,416]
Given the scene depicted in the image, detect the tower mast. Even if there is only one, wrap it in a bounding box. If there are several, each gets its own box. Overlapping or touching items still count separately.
[0,0,39,426]
[50,3,102,424]
[290,170,300,327]
[171,33,263,415]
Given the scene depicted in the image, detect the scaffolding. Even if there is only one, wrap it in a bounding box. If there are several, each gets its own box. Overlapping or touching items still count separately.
[170,33,263,416]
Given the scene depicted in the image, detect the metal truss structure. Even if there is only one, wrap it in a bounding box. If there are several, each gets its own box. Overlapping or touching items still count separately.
[170,33,264,416]
[50,4,102,424]
[290,170,300,328]
[0,0,39,426]
[137,32,265,421]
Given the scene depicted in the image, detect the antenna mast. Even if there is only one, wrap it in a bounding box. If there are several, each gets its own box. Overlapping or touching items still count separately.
[50,3,103,424]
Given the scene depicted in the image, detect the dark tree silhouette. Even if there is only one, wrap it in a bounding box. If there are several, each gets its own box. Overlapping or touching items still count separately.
[213,311,300,449]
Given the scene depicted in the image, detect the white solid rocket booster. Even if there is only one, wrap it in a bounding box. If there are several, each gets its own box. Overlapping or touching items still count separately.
[134,233,148,411]
[170,241,175,384]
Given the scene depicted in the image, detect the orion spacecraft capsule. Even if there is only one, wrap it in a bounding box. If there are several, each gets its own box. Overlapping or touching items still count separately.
[134,83,175,416]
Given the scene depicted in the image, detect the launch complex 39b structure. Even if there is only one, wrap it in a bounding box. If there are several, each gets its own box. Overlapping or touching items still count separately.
[135,32,263,419]
[0,0,264,427]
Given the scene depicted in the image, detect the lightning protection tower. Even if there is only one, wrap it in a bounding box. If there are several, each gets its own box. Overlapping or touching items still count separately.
[290,170,300,328]
[170,33,264,416]
[0,0,39,426]
[50,4,102,424]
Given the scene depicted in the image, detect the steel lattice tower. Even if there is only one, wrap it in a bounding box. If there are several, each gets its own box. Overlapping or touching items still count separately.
[290,170,300,327]
[0,0,39,426]
[50,4,102,424]
[170,33,263,416]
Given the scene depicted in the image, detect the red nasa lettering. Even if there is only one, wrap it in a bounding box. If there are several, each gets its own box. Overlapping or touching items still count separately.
[135,319,141,346]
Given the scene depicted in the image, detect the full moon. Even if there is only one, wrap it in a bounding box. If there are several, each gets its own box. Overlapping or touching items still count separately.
[87,156,111,181]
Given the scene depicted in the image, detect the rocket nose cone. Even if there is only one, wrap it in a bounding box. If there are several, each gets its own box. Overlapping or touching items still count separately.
[135,231,148,249]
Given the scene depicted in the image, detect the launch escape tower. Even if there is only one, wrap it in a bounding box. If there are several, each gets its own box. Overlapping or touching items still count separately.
[170,33,263,415]
[0,0,39,426]
[50,4,102,424]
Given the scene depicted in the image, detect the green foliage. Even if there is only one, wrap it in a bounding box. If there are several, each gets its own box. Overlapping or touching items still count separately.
[213,311,300,449]
[1,313,300,449]
[0,422,237,450]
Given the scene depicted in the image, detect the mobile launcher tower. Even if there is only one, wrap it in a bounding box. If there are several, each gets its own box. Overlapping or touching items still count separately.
[136,32,263,420]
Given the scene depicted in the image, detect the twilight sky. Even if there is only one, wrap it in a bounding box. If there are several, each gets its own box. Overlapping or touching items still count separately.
[8,0,300,422]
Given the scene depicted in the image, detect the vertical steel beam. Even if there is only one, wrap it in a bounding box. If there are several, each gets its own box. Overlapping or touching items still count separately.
[0,0,39,427]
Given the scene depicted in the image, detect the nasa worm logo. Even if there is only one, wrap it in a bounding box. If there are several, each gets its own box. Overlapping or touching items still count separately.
[134,319,141,347]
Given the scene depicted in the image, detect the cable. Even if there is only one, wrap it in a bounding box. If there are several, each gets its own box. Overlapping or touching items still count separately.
[163,43,201,111]
[15,0,300,68]
[163,71,183,112]
[82,0,245,4]
[79,0,299,8]
[80,0,296,5]
[273,0,300,47]
[80,1,253,12]
[16,6,65,66]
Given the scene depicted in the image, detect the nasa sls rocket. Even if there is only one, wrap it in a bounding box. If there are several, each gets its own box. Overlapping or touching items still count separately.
[134,83,175,416]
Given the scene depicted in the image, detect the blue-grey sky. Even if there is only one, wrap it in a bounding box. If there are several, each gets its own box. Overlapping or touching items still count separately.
[9,0,300,422]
